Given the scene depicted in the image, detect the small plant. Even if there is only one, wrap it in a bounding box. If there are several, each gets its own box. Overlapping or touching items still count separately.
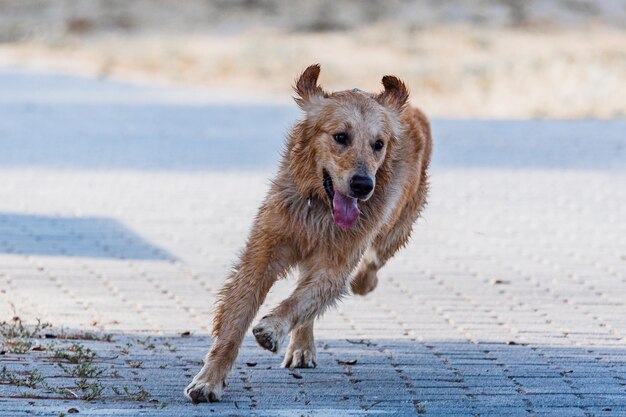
[1,366,44,389]
[50,342,107,401]
[120,342,133,355]
[5,340,33,354]
[1,317,51,354]
[72,377,106,401]
[55,329,113,342]
[58,361,105,378]
[111,384,152,401]
[0,317,50,340]
[136,337,155,349]
[1,319,153,404]
[162,340,177,352]
[52,343,97,364]
[124,385,151,401]
[414,400,426,414]
[127,360,143,369]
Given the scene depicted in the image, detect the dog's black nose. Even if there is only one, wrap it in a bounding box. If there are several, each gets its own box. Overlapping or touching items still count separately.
[350,175,374,197]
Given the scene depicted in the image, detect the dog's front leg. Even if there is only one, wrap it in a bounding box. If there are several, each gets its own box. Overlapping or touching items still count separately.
[253,265,350,358]
[185,231,293,403]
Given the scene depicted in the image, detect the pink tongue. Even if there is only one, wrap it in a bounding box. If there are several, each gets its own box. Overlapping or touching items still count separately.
[333,192,360,229]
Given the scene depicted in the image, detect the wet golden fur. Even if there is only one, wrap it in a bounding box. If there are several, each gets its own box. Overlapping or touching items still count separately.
[186,64,432,403]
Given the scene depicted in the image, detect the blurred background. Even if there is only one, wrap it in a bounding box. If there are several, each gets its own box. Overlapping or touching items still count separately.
[1,3,625,414]
[1,0,625,118]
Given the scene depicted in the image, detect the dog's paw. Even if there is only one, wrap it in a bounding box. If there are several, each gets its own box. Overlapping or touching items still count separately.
[185,376,224,403]
[282,327,317,368]
[252,316,287,353]
[282,347,317,369]
[351,268,378,296]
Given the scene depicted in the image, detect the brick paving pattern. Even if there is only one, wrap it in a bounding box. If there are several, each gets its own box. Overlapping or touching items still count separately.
[0,70,625,416]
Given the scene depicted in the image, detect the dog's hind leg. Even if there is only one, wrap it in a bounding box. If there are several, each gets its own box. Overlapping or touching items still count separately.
[282,320,316,368]
[185,232,293,403]
[351,196,424,296]
[253,263,350,357]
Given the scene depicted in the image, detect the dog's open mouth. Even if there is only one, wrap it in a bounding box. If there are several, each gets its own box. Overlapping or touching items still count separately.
[323,169,360,229]
[323,170,334,201]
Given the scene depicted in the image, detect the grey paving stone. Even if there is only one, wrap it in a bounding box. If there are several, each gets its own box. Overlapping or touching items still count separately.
[0,70,625,416]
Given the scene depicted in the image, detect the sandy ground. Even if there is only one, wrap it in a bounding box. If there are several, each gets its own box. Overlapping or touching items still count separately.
[0,0,625,118]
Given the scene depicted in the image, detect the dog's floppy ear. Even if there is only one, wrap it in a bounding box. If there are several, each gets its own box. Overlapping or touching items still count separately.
[375,75,409,112]
[294,64,327,110]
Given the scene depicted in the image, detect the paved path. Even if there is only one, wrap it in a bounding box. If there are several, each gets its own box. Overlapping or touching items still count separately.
[0,69,625,416]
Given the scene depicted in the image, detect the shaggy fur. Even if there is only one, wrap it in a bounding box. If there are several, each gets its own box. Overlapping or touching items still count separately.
[185,64,432,403]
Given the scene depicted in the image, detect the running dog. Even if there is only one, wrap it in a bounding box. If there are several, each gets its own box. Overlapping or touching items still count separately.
[186,64,432,402]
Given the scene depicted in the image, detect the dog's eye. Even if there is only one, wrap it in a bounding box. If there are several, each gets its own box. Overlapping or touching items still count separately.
[333,133,348,145]
[373,140,384,151]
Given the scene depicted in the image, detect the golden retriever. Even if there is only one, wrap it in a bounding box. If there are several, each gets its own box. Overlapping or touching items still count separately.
[186,64,432,402]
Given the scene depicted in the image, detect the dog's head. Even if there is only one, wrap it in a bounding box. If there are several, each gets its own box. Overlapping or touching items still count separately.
[292,64,408,229]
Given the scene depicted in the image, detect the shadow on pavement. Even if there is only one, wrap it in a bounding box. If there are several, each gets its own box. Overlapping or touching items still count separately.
[0,212,175,260]
[0,329,624,416]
